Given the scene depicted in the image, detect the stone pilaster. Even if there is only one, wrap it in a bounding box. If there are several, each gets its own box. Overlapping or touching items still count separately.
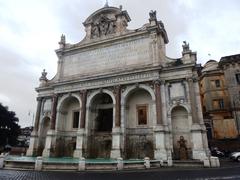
[153,80,168,160]
[188,77,198,124]
[26,97,43,156]
[191,124,207,160]
[74,129,85,158]
[111,86,122,158]
[188,77,208,160]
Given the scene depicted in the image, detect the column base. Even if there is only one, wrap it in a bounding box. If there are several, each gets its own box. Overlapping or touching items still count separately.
[154,126,168,160]
[26,131,38,156]
[73,149,83,158]
[74,129,85,158]
[191,124,208,161]
[111,127,122,159]
[42,149,51,157]
[111,149,121,159]
[192,150,207,161]
[42,130,56,157]
[154,149,168,160]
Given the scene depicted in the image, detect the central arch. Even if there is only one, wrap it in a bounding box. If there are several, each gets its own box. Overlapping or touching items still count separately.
[87,92,114,158]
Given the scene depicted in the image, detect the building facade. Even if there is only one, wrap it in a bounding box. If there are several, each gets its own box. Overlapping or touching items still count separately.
[27,5,209,161]
[200,55,240,144]
[200,60,237,140]
[219,55,240,136]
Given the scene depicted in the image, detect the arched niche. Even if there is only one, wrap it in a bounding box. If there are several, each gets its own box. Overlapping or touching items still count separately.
[55,96,80,157]
[171,106,191,160]
[124,88,154,159]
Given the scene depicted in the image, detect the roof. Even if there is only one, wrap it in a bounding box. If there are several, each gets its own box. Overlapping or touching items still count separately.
[202,59,219,72]
[219,54,240,67]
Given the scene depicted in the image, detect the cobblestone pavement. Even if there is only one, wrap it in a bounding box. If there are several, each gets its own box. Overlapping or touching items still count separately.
[0,161,240,180]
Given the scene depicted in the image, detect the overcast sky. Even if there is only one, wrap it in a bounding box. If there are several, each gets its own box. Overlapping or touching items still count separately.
[0,0,240,127]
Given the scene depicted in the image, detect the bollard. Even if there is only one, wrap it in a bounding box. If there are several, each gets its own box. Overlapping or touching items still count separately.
[167,157,173,167]
[117,157,123,170]
[210,156,220,167]
[0,153,4,169]
[78,157,86,171]
[159,159,164,167]
[144,157,150,169]
[203,158,210,168]
[35,156,43,171]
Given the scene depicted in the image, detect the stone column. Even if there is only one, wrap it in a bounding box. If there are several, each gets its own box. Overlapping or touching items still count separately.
[74,90,87,158]
[160,81,167,125]
[154,80,168,160]
[111,85,122,159]
[34,97,43,131]
[154,80,163,125]
[80,90,87,129]
[114,85,121,127]
[50,94,58,130]
[42,94,58,157]
[26,97,43,156]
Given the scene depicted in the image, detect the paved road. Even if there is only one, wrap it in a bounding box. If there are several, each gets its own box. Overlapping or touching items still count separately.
[1,165,240,180]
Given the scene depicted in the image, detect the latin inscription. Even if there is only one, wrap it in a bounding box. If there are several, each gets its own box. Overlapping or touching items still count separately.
[62,38,151,77]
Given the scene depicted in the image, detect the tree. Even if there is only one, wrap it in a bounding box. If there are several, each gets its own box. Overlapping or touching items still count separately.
[0,103,20,150]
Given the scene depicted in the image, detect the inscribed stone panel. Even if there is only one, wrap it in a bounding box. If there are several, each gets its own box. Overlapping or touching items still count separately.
[62,37,151,77]
[170,82,185,99]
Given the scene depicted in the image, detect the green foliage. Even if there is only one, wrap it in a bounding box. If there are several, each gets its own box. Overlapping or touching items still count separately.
[0,103,20,147]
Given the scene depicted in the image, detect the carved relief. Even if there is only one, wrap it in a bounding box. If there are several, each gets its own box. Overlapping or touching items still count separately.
[91,15,116,39]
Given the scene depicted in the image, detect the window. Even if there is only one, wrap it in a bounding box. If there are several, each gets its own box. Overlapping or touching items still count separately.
[137,105,148,125]
[236,74,240,84]
[73,111,79,128]
[219,99,224,109]
[215,80,220,88]
[213,99,224,109]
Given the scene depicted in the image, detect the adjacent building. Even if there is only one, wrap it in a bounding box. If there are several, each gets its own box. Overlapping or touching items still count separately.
[219,54,240,136]
[17,126,33,147]
[200,54,240,148]
[27,5,209,161]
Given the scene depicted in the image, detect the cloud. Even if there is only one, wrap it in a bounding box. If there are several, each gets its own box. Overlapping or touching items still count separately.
[0,0,239,127]
[0,94,10,104]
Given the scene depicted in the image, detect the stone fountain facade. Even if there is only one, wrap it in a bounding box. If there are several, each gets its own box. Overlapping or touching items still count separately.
[27,5,210,161]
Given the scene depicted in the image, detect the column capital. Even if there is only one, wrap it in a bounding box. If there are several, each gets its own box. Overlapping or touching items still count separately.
[154,79,165,86]
[80,89,87,95]
[36,97,43,101]
[113,85,121,96]
[187,76,198,83]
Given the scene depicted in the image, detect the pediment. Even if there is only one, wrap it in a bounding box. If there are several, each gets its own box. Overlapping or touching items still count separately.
[83,6,131,40]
